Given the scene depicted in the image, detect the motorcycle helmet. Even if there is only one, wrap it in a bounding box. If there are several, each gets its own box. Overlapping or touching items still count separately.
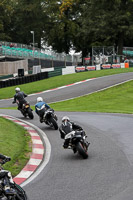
[37,97,43,102]
[15,87,20,93]
[62,116,70,123]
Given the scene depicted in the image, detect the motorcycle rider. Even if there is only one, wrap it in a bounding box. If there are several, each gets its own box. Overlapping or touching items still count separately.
[12,87,27,110]
[0,154,15,195]
[35,97,50,123]
[59,116,86,149]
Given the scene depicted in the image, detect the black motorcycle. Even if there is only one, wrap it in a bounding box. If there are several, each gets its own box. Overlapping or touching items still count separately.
[64,130,90,159]
[0,158,27,200]
[36,106,58,130]
[15,100,34,119]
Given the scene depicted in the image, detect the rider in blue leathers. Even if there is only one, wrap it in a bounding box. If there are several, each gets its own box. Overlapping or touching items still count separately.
[35,97,50,123]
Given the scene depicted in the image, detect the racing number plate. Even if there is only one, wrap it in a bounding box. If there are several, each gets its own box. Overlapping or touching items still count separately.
[25,105,29,108]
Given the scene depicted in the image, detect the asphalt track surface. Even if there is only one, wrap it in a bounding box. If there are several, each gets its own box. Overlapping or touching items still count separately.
[1,72,133,107]
[1,72,133,200]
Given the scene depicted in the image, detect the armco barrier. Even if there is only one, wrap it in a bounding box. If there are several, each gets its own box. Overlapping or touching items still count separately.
[0,72,48,88]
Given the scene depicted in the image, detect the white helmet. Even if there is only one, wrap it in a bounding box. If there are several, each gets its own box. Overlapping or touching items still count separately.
[62,116,70,122]
[15,87,20,93]
[37,97,43,102]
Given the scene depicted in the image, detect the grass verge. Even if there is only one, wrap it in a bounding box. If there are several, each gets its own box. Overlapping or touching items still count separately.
[0,117,32,177]
[1,68,133,100]
[50,80,133,114]
[2,76,133,114]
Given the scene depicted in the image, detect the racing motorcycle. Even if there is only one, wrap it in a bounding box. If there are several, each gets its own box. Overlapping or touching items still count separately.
[64,130,90,159]
[15,100,34,119]
[0,158,27,200]
[36,106,58,130]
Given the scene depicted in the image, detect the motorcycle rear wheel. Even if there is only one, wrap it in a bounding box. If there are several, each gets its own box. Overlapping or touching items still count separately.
[49,117,58,130]
[76,142,88,159]
[27,108,34,119]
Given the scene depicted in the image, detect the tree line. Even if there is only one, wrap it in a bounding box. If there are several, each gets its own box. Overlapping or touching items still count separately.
[0,0,133,59]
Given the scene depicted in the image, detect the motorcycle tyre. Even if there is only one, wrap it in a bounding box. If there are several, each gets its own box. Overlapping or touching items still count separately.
[20,110,26,118]
[49,117,58,130]
[27,108,34,119]
[11,183,27,200]
[76,142,88,159]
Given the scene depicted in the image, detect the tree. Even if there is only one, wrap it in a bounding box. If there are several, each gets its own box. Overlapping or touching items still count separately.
[0,0,14,41]
[11,0,46,48]
[94,0,133,56]
[1,0,133,61]
[41,0,80,54]
[78,0,133,57]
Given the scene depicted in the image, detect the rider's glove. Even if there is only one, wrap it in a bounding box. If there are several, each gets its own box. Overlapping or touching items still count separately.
[5,156,11,162]
[12,101,15,104]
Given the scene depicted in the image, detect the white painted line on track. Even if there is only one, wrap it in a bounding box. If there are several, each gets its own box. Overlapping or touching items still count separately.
[0,78,94,101]
[49,79,133,104]
[1,73,133,103]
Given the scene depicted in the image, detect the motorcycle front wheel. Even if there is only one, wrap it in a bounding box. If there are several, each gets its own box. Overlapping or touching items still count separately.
[49,117,58,130]
[13,183,27,200]
[76,142,88,159]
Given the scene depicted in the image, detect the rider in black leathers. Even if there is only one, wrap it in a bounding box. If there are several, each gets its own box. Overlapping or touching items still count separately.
[12,87,27,110]
[59,116,85,148]
[0,154,15,195]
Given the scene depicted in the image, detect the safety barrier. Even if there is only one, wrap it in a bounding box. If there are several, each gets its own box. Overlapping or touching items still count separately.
[0,62,128,88]
[0,74,13,80]
[75,63,126,72]
[0,72,48,88]
[75,66,96,72]
[75,66,86,72]
[111,64,121,68]
[86,66,96,71]
[48,67,64,78]
[101,64,111,69]
[62,66,75,75]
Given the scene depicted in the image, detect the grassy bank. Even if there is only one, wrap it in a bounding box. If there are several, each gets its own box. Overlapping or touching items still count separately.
[4,78,133,114]
[1,68,133,100]
[50,79,133,114]
[0,117,31,177]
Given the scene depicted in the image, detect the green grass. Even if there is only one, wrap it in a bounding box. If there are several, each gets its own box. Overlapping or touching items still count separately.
[1,68,133,100]
[2,68,133,114]
[50,80,133,114]
[0,117,32,177]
